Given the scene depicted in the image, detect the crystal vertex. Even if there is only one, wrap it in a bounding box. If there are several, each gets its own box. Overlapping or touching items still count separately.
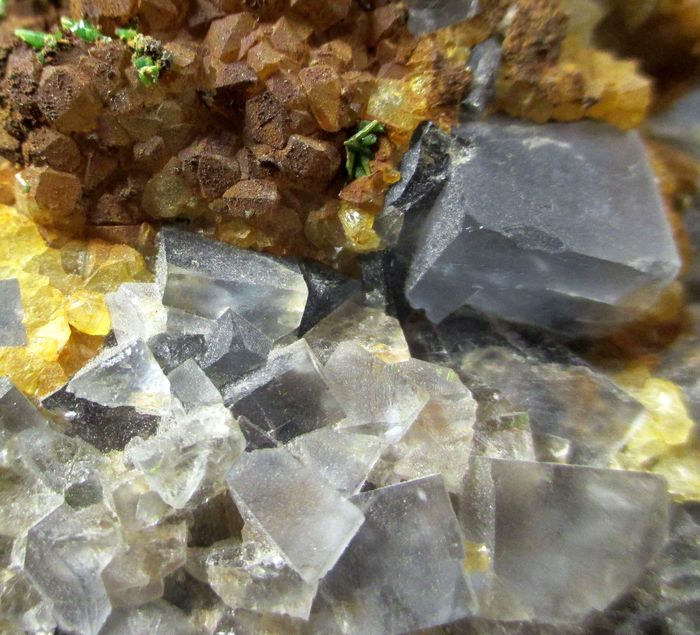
[399,118,681,336]
[24,504,120,635]
[223,340,345,445]
[318,475,474,633]
[225,447,364,583]
[67,339,171,416]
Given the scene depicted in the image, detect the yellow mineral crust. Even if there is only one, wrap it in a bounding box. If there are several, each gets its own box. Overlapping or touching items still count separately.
[496,0,652,130]
[0,204,151,399]
[613,367,700,502]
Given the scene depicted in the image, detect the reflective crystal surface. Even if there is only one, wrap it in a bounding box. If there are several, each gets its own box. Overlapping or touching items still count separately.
[225,447,364,583]
[157,227,308,341]
[224,340,344,445]
[460,458,669,623]
[397,119,681,336]
[67,339,171,416]
[318,475,475,633]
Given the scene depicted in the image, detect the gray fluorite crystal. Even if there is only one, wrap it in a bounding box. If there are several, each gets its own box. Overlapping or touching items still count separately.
[394,119,681,336]
[460,458,669,623]
[319,475,474,633]
[226,447,364,584]
[648,87,700,160]
[157,227,308,341]
[463,38,502,120]
[0,279,25,347]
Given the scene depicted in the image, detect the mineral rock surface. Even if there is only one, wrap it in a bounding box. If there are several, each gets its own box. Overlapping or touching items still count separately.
[393,118,681,336]
[0,279,26,347]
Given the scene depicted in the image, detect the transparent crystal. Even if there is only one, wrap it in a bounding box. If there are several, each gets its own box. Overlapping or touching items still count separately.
[225,447,364,583]
[0,279,26,346]
[318,475,474,633]
[67,339,172,416]
[157,227,308,341]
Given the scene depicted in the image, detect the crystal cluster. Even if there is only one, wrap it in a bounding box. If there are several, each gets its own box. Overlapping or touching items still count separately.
[0,202,151,398]
[0,226,682,635]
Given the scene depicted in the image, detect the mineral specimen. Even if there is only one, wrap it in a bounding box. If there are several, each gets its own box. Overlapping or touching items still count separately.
[318,475,474,633]
[395,118,681,336]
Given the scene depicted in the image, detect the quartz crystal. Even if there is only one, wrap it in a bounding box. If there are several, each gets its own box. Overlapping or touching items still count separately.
[157,228,308,341]
[0,279,26,346]
[318,475,474,633]
[461,458,669,623]
[223,340,345,445]
[395,119,681,336]
[225,447,364,583]
[67,339,171,416]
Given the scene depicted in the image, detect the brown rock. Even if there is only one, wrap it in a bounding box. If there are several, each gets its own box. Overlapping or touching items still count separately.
[72,0,138,19]
[247,39,284,80]
[223,178,280,218]
[84,153,119,192]
[278,134,340,191]
[22,166,83,225]
[38,66,102,134]
[240,0,288,19]
[133,136,168,170]
[89,193,143,225]
[299,64,343,132]
[290,0,351,31]
[236,146,280,180]
[198,154,241,198]
[266,72,307,109]
[204,12,258,62]
[22,128,82,173]
[77,40,130,102]
[212,61,260,106]
[244,90,290,149]
[370,3,409,44]
[311,40,354,72]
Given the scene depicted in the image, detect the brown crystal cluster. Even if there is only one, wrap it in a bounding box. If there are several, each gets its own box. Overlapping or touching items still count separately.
[0,0,472,264]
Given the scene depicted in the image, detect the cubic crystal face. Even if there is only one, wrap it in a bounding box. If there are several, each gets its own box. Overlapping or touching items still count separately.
[399,119,681,335]
[461,458,670,623]
[319,475,474,634]
[225,447,365,584]
[157,227,308,342]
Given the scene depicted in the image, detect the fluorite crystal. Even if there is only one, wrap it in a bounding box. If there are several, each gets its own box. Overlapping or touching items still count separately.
[225,447,364,583]
[318,475,474,633]
[460,458,669,623]
[392,119,681,336]
[157,227,308,341]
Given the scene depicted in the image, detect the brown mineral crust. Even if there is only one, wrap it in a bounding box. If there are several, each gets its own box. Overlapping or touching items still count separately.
[278,134,341,192]
[244,90,291,148]
[0,0,476,264]
[38,65,102,133]
[22,128,82,173]
[197,153,242,198]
